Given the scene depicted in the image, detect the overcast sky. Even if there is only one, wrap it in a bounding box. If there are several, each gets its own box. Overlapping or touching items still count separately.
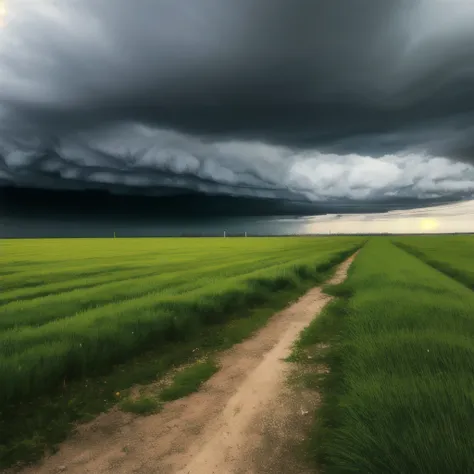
[1,0,474,205]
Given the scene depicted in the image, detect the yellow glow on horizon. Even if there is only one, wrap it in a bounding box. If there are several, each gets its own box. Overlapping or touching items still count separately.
[0,0,6,28]
[419,217,440,232]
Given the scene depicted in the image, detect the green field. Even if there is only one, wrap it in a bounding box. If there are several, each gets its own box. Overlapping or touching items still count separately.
[0,236,362,467]
[293,236,474,474]
[393,235,474,290]
[2,235,474,472]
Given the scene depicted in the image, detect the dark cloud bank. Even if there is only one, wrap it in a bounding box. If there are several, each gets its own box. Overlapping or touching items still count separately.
[1,0,474,217]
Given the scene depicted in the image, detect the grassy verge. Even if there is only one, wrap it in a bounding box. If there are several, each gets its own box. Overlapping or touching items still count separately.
[119,358,219,413]
[392,236,474,290]
[160,358,219,401]
[292,238,474,474]
[0,245,361,471]
[119,396,163,416]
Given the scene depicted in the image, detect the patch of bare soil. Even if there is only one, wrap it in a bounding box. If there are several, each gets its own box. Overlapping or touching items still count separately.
[18,254,356,474]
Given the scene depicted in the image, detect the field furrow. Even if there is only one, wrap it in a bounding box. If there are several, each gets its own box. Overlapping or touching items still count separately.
[392,236,474,290]
[0,252,318,329]
[0,237,362,410]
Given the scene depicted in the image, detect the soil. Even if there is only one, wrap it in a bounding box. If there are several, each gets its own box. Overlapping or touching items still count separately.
[18,254,356,474]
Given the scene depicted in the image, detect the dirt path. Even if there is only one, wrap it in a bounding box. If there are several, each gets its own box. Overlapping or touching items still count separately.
[19,254,356,474]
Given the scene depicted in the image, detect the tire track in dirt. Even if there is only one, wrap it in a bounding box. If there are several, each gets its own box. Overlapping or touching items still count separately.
[18,253,357,474]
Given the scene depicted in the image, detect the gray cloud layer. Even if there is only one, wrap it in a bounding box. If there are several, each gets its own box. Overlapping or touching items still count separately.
[1,0,474,203]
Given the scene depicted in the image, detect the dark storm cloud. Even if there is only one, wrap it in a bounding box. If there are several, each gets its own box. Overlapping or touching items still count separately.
[1,0,474,203]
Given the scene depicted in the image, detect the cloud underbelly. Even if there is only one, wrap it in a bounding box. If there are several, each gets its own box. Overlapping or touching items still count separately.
[1,123,473,202]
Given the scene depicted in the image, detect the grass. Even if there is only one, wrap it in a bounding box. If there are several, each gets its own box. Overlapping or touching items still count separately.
[392,235,474,290]
[119,396,163,415]
[160,359,219,401]
[119,359,219,413]
[291,237,474,474]
[0,237,362,407]
[0,236,363,469]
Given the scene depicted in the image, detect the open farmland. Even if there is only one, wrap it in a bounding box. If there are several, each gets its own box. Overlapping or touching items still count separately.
[293,237,474,474]
[3,235,474,473]
[392,235,474,290]
[0,236,362,467]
